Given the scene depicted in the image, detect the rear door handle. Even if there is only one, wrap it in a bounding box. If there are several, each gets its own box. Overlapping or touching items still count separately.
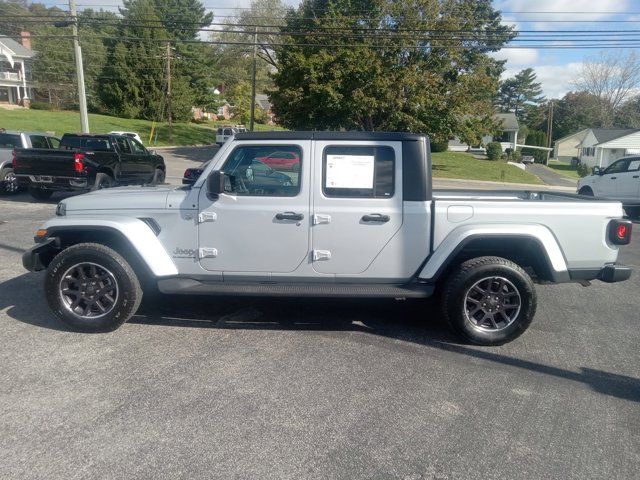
[362,213,390,223]
[275,212,304,221]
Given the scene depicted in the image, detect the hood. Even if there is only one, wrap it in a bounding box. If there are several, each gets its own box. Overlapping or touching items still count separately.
[62,185,177,212]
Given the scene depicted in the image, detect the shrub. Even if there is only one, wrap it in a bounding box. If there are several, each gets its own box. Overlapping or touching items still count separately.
[30,101,55,111]
[577,162,590,177]
[486,141,502,160]
[431,139,449,152]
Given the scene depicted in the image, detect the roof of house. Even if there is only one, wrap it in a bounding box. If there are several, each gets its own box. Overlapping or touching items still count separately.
[256,93,271,111]
[0,37,34,58]
[592,128,640,145]
[554,128,589,144]
[494,113,519,131]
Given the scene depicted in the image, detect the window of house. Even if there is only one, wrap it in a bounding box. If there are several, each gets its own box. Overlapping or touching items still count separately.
[220,145,301,197]
[322,146,395,198]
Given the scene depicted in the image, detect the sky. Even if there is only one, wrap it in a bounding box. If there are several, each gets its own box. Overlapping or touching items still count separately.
[38,0,640,100]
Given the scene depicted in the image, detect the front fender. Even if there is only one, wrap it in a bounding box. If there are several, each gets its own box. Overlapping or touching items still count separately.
[419,223,569,283]
[41,216,178,277]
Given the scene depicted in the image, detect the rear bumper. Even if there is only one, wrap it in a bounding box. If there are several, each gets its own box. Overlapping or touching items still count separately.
[16,174,90,191]
[22,237,59,272]
[569,263,633,283]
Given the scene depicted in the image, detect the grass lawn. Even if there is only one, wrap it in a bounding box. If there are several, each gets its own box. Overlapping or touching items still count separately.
[546,160,581,180]
[432,151,543,185]
[0,108,282,147]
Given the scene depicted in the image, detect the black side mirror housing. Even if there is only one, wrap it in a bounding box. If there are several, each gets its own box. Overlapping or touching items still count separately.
[593,166,603,175]
[207,170,226,195]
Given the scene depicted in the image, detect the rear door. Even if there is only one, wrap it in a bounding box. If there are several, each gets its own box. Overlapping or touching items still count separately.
[620,157,640,201]
[311,141,403,274]
[198,141,310,275]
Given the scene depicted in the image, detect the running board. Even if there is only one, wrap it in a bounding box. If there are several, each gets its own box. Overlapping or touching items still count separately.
[157,278,433,298]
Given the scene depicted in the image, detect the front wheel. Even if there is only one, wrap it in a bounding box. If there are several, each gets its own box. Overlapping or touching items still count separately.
[44,243,143,332]
[441,256,537,345]
[150,168,166,186]
[29,186,54,201]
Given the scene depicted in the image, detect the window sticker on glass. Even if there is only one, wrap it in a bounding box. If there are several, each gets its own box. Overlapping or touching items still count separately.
[325,154,375,189]
[628,160,640,171]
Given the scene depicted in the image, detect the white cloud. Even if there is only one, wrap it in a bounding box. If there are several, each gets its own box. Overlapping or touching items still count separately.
[490,48,539,66]
[502,62,583,99]
[494,0,630,21]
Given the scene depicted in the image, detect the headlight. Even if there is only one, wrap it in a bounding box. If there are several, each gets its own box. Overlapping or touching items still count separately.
[55,202,66,216]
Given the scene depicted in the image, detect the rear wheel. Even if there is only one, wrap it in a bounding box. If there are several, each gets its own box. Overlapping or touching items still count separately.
[44,243,142,332]
[0,167,19,195]
[91,172,114,191]
[29,186,53,201]
[441,256,537,345]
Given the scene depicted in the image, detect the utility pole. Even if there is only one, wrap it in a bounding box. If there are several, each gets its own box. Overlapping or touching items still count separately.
[69,0,89,133]
[166,42,172,143]
[249,26,257,131]
[546,101,554,165]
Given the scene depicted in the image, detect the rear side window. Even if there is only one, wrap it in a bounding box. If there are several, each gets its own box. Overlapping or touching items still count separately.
[223,128,232,135]
[29,135,50,149]
[322,146,395,198]
[0,133,20,148]
[115,137,131,153]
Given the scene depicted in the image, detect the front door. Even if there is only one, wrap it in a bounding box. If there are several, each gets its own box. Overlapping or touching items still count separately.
[311,141,403,275]
[198,142,310,275]
[113,136,135,183]
[128,137,154,181]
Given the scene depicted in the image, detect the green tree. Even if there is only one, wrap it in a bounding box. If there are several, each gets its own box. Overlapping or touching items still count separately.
[613,96,640,128]
[552,91,603,140]
[270,0,514,142]
[496,68,545,122]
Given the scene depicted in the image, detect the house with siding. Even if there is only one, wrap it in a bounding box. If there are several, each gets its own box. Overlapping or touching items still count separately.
[576,129,640,168]
[448,113,519,152]
[0,33,34,107]
[552,129,589,163]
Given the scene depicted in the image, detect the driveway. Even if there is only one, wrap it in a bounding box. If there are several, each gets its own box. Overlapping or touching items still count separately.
[0,192,638,479]
[526,163,578,188]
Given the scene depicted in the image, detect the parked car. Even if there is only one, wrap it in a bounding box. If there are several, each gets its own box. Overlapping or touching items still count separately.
[521,155,535,165]
[108,131,143,144]
[14,133,165,201]
[215,125,246,146]
[0,129,60,194]
[23,131,632,345]
[255,150,301,171]
[577,156,640,218]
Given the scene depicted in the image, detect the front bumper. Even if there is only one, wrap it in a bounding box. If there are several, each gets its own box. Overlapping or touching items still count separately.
[569,263,633,283]
[22,237,59,272]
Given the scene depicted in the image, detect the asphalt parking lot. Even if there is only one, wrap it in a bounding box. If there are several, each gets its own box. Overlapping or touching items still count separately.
[0,158,639,479]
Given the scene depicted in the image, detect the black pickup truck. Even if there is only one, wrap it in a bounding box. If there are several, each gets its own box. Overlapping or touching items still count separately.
[14,133,165,200]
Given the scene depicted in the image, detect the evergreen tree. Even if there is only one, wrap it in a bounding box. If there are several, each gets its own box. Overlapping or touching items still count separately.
[496,68,545,121]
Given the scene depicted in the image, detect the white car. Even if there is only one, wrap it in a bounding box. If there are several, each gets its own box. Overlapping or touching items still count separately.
[521,155,534,165]
[577,156,640,217]
[109,131,143,144]
[216,126,246,146]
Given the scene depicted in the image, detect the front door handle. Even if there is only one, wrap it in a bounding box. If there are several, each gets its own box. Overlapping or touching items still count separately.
[275,212,304,221]
[362,213,390,223]
[610,176,617,180]
[633,175,639,179]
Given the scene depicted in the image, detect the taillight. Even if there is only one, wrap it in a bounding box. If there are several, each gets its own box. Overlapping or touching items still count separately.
[74,152,85,173]
[11,148,17,169]
[183,168,193,179]
[609,219,632,245]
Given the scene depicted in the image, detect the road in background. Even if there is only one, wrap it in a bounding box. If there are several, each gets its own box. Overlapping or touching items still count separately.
[0,187,638,479]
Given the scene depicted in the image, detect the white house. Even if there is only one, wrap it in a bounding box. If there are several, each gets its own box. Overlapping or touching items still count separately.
[448,113,519,152]
[0,33,34,107]
[576,128,640,168]
[552,128,589,163]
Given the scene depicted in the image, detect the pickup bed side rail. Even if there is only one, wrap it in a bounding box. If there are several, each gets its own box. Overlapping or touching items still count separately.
[419,223,570,283]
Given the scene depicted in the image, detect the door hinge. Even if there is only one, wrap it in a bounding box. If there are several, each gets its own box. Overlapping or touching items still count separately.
[198,211,217,223]
[312,214,332,225]
[312,249,331,261]
[199,247,218,259]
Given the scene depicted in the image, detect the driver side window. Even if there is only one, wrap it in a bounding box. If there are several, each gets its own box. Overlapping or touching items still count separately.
[604,159,630,175]
[220,145,302,197]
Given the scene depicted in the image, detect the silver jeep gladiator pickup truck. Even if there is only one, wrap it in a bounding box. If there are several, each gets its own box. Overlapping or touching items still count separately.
[22,132,633,345]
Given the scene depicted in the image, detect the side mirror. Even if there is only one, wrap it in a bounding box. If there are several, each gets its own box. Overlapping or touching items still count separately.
[593,166,603,175]
[207,170,226,195]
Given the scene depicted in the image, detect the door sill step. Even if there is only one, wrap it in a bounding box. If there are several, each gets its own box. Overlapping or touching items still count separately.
[157,278,433,298]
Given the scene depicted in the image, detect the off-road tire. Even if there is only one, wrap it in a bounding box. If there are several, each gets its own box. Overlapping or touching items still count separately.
[45,243,142,332]
[0,167,19,195]
[29,186,54,201]
[91,172,114,191]
[441,256,537,345]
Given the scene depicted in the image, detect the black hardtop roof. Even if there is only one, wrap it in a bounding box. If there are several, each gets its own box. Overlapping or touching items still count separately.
[61,133,118,138]
[235,131,428,142]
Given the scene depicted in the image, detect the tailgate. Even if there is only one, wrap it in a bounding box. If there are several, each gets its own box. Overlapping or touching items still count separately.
[14,149,78,176]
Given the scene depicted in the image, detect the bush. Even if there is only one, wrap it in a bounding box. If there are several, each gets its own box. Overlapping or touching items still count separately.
[431,139,449,152]
[30,101,55,111]
[486,141,502,161]
[577,162,590,177]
